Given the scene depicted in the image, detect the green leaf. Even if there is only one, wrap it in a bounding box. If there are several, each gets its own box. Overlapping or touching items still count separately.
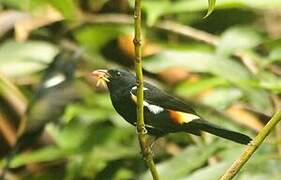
[217,26,263,56]
[201,87,243,110]
[9,146,71,168]
[258,71,281,92]
[193,104,252,132]
[142,0,170,26]
[47,0,77,19]
[185,161,230,180]
[204,0,216,18]
[64,156,83,180]
[142,0,281,24]
[141,142,223,180]
[239,174,281,180]
[269,47,281,64]
[80,127,137,177]
[143,50,253,82]
[175,77,229,97]
[47,120,89,149]
[242,87,273,115]
[0,40,58,77]
[0,0,29,9]
[74,25,132,52]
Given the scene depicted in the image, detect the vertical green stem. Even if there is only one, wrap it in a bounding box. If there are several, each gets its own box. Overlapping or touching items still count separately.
[220,111,281,180]
[133,0,160,179]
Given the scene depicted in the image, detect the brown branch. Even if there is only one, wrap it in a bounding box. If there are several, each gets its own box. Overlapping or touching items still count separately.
[0,112,17,146]
[154,20,219,46]
[0,72,27,117]
[81,13,133,25]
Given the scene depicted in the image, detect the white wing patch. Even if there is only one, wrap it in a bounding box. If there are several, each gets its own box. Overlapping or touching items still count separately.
[132,86,148,91]
[44,73,65,88]
[144,101,164,114]
[130,86,163,114]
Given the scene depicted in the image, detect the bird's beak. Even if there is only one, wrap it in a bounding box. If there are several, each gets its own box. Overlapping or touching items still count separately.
[91,69,110,87]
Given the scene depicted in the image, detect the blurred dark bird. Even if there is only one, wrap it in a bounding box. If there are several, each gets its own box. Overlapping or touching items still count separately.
[92,69,252,144]
[0,49,81,179]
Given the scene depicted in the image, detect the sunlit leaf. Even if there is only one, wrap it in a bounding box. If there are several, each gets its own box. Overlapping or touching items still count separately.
[143,50,253,82]
[1,0,280,179]
[0,41,58,77]
[201,87,242,110]
[142,0,170,26]
[175,77,229,97]
[258,71,281,92]
[47,0,77,19]
[217,26,263,56]
[0,0,29,9]
[268,47,281,64]
[204,0,216,18]
[46,120,89,149]
[142,0,281,23]
[75,25,132,52]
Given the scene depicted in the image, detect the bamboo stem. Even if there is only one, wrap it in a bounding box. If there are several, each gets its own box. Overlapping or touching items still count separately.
[133,0,160,179]
[220,111,281,180]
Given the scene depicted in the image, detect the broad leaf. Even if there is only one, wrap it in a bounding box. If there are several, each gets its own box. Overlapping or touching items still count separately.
[0,41,58,77]
[217,26,263,56]
[141,142,223,180]
[143,50,253,82]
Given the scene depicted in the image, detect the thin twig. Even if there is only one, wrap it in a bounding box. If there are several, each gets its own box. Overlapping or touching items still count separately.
[133,1,160,179]
[81,13,133,24]
[220,111,281,180]
[154,20,219,46]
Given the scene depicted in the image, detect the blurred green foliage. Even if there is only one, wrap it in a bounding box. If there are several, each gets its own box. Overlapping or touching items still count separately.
[0,0,281,179]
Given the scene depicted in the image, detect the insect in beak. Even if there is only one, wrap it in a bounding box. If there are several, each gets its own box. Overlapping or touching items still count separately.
[91,70,110,87]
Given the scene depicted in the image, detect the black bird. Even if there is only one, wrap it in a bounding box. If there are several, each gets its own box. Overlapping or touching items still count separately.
[0,50,81,179]
[92,69,252,144]
[15,50,81,151]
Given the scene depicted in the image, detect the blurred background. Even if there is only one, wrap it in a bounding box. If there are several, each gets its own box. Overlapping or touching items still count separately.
[0,0,281,179]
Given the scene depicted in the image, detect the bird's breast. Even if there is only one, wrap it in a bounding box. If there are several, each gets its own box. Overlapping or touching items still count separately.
[110,91,137,125]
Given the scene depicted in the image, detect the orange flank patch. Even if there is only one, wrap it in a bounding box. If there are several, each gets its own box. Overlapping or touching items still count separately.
[169,110,200,124]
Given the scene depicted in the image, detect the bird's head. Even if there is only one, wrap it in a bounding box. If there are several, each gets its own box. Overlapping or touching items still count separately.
[91,69,135,89]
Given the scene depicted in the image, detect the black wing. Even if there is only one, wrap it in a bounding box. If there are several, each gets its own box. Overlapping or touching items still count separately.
[130,82,197,114]
[130,82,252,145]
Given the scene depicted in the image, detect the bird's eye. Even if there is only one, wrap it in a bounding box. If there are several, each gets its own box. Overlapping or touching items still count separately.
[117,72,121,76]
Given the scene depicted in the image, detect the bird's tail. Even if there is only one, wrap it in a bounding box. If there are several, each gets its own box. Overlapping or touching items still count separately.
[185,119,252,145]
